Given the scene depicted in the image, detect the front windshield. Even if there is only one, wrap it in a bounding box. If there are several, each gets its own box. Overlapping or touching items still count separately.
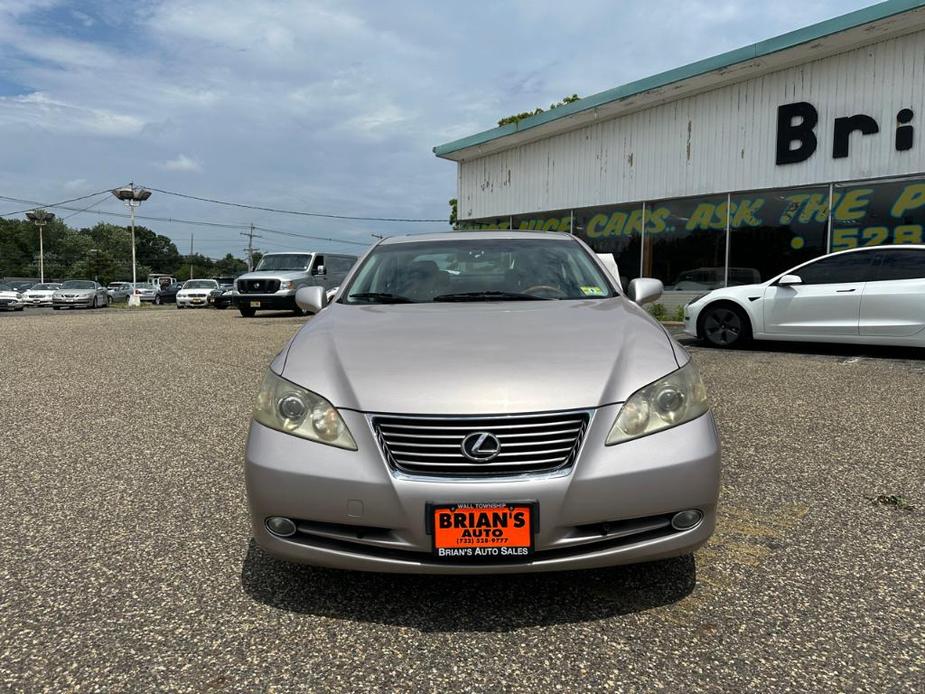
[255,254,311,272]
[342,238,615,304]
[183,280,218,289]
[61,281,95,289]
[31,284,59,291]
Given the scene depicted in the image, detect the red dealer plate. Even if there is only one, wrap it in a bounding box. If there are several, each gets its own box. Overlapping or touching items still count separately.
[429,503,535,560]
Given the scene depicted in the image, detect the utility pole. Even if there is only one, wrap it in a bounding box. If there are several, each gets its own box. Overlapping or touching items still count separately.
[25,210,55,283]
[189,233,194,279]
[241,224,262,271]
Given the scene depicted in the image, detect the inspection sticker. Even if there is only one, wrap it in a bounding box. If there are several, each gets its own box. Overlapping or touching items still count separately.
[580,286,605,296]
[429,503,535,559]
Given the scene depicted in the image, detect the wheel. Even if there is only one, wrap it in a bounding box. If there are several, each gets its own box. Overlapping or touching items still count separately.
[177,304,183,309]
[91,297,97,309]
[154,295,162,305]
[239,306,256,318]
[53,306,60,310]
[292,306,307,317]
[700,303,752,348]
[105,296,111,307]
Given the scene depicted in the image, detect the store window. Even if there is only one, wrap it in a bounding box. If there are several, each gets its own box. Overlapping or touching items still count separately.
[831,178,925,251]
[728,187,828,283]
[510,209,572,232]
[572,203,643,286]
[644,196,727,291]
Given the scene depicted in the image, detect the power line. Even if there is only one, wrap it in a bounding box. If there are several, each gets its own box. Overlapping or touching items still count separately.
[61,193,114,220]
[0,189,119,217]
[0,192,375,248]
[143,185,447,223]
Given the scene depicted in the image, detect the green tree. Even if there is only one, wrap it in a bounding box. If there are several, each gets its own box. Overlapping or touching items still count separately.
[497,94,580,127]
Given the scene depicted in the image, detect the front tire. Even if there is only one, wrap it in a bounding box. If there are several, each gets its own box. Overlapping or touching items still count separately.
[700,303,752,348]
[154,295,162,305]
[239,306,256,318]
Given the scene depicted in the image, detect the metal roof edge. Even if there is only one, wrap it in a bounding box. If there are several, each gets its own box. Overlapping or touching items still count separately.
[433,0,925,158]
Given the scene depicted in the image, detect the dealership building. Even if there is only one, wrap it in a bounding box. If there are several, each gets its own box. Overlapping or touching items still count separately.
[434,0,925,297]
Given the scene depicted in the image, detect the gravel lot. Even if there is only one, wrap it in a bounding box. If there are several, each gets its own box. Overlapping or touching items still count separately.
[1,307,923,692]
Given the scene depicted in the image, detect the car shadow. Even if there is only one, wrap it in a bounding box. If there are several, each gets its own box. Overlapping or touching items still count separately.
[239,539,696,632]
[676,335,924,362]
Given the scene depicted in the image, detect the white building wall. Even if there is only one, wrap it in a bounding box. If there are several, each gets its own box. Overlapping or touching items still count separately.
[458,29,925,221]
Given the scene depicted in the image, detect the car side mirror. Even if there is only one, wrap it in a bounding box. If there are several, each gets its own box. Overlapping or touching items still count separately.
[627,278,663,306]
[295,286,327,313]
[313,265,326,276]
[777,274,802,286]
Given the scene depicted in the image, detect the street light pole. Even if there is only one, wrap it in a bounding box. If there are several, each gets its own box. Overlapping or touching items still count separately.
[25,210,55,283]
[111,184,152,305]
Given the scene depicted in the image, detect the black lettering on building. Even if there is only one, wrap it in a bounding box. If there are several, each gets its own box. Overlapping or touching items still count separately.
[833,114,879,158]
[776,102,818,165]
[896,108,914,151]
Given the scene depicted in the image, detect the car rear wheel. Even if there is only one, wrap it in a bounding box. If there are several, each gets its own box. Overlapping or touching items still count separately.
[700,303,751,348]
[239,306,256,318]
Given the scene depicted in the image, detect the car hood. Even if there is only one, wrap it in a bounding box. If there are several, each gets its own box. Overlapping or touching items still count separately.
[237,270,307,282]
[56,289,95,295]
[0,290,21,298]
[25,290,55,295]
[277,299,686,415]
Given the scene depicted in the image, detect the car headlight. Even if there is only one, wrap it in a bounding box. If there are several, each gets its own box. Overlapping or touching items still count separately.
[606,361,709,445]
[279,280,294,290]
[253,370,357,450]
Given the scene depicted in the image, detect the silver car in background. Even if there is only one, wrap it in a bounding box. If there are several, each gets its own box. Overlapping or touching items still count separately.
[246,231,721,574]
[130,283,157,303]
[52,280,110,309]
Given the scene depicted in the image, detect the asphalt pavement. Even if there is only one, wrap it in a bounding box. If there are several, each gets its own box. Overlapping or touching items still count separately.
[0,307,922,692]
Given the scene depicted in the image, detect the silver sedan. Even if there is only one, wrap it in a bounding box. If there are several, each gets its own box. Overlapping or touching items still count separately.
[52,280,110,309]
[246,231,721,574]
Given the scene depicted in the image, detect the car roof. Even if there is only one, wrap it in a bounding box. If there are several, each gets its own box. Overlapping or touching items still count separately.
[378,231,575,246]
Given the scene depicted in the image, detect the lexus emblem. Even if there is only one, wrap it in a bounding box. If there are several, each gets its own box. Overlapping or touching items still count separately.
[461,432,501,462]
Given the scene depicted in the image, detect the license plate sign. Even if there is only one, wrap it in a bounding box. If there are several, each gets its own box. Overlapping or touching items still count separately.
[430,503,534,559]
[249,301,261,308]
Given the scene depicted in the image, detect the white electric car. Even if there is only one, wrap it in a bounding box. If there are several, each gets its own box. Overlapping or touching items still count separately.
[684,245,925,348]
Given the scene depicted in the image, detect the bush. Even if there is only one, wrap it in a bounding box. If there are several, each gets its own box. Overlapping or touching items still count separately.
[647,303,667,321]
[672,305,685,322]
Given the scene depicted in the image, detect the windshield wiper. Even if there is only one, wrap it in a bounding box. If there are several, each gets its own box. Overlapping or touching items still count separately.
[432,291,550,302]
[347,292,416,304]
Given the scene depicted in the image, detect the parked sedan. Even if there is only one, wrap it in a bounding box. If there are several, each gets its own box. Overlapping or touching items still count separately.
[176,279,221,308]
[130,283,157,303]
[23,283,62,307]
[208,282,236,309]
[155,282,183,305]
[246,231,720,574]
[684,245,925,348]
[0,283,25,311]
[107,282,133,302]
[52,280,110,309]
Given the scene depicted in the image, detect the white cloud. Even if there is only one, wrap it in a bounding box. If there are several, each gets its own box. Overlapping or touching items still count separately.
[161,154,201,172]
[0,92,144,135]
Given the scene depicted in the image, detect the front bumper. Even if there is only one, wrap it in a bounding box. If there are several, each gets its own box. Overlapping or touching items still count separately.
[234,293,297,310]
[25,297,52,306]
[52,297,93,307]
[0,300,24,310]
[177,296,210,307]
[246,405,721,574]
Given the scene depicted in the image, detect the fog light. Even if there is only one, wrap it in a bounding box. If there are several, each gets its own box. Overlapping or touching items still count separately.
[671,509,703,530]
[265,516,297,537]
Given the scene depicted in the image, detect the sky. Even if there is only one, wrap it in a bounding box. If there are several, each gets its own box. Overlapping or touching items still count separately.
[0,0,876,259]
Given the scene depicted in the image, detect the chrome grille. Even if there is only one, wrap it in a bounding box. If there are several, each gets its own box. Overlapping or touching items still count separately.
[372,411,591,477]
